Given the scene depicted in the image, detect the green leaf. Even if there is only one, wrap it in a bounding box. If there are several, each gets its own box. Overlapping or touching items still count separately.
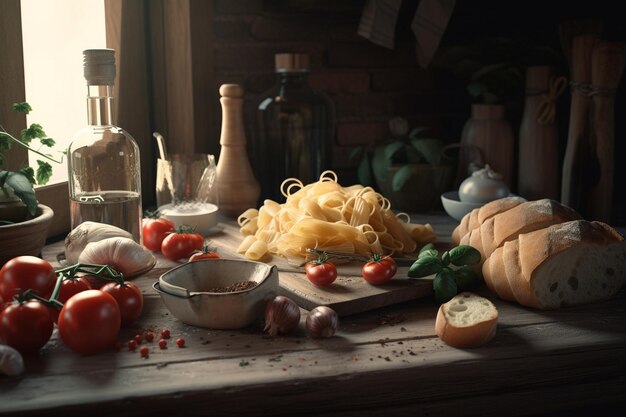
[20,123,46,144]
[455,266,480,291]
[383,141,405,160]
[410,138,443,165]
[0,170,8,187]
[418,243,438,259]
[448,245,482,266]
[349,146,364,161]
[357,156,372,187]
[391,165,412,192]
[19,166,36,185]
[39,137,56,147]
[12,102,32,114]
[5,171,37,216]
[441,250,451,266]
[408,127,429,139]
[36,160,53,185]
[371,146,390,181]
[433,269,458,304]
[408,255,443,278]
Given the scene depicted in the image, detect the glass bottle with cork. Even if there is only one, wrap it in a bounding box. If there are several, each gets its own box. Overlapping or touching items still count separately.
[256,53,334,202]
[67,49,142,242]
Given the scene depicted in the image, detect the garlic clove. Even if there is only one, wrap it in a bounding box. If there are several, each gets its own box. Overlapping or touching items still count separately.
[65,221,134,265]
[305,306,339,338]
[77,237,156,279]
[0,345,25,377]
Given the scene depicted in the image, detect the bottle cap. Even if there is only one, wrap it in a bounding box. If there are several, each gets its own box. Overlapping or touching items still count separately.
[275,53,310,73]
[83,49,116,85]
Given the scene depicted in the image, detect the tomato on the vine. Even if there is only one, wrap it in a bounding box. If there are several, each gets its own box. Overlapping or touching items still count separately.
[0,300,53,354]
[189,244,220,262]
[48,277,92,323]
[362,256,397,285]
[142,218,176,252]
[161,229,204,261]
[305,260,338,286]
[0,256,56,302]
[58,290,121,356]
[101,281,143,327]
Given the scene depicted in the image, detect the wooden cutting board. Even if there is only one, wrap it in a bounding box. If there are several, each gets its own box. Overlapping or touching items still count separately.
[44,215,455,317]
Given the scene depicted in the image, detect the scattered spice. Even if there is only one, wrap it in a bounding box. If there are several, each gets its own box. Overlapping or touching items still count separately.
[239,360,250,367]
[206,281,258,293]
[268,354,283,362]
[378,314,406,326]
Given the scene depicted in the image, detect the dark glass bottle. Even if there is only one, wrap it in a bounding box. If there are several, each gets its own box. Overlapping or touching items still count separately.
[256,53,334,202]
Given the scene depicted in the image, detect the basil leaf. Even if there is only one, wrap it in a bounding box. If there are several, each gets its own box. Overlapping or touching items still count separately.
[408,256,442,278]
[441,250,450,266]
[433,269,458,304]
[455,266,480,291]
[418,243,438,259]
[5,171,37,216]
[448,245,482,266]
[391,165,412,192]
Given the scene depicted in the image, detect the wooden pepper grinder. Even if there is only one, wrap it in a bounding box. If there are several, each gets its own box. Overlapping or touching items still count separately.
[215,84,260,217]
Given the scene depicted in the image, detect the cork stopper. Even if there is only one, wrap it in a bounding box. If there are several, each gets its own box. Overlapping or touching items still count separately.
[83,49,116,86]
[275,53,310,73]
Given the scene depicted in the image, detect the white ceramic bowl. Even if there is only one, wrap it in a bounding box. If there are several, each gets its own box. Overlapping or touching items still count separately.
[440,191,483,222]
[159,203,218,235]
[154,258,278,329]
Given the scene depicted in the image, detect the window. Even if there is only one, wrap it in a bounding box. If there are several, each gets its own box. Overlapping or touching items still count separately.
[21,0,107,185]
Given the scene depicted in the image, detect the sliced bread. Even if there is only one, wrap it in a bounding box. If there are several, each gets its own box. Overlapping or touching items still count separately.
[435,292,498,348]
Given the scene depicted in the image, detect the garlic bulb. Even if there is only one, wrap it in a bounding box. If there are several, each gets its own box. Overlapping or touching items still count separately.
[458,164,510,204]
[77,237,156,278]
[0,345,25,376]
[65,222,133,265]
[305,306,338,338]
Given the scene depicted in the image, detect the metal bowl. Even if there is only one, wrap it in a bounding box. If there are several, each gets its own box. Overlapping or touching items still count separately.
[153,259,278,329]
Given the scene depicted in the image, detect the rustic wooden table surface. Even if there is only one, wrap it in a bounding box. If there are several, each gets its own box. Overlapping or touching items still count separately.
[1,213,625,417]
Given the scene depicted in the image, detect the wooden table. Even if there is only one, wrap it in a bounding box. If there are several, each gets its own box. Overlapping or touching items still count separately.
[1,213,625,417]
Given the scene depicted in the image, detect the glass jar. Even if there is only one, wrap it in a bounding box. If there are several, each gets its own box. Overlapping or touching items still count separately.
[256,53,334,202]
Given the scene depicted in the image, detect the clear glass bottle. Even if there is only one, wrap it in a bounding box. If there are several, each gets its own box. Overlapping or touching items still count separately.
[67,49,142,242]
[256,53,334,202]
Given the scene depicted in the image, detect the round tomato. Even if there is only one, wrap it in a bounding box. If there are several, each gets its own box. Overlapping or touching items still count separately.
[362,257,397,285]
[58,290,121,355]
[100,281,143,327]
[142,218,176,252]
[189,246,220,262]
[48,277,92,323]
[0,300,53,354]
[161,231,204,261]
[305,261,338,286]
[0,256,56,302]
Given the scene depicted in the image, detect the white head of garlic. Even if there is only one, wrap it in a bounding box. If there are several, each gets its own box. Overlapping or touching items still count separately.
[65,222,134,265]
[77,237,156,278]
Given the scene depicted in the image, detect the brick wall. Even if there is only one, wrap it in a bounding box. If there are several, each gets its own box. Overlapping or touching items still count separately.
[209,0,465,187]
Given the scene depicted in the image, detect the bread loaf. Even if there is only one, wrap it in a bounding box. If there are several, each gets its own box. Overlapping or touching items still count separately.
[451,196,526,245]
[435,292,498,348]
[460,199,582,264]
[482,220,626,309]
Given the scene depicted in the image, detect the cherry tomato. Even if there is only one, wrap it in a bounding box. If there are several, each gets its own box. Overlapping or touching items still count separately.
[158,339,167,349]
[362,257,397,285]
[145,332,155,342]
[142,218,176,252]
[188,245,220,262]
[58,290,121,356]
[176,338,185,348]
[161,231,204,261]
[305,261,338,286]
[0,300,53,354]
[0,256,56,301]
[128,339,138,351]
[48,277,92,323]
[101,281,143,327]
[161,329,171,339]
[140,346,149,358]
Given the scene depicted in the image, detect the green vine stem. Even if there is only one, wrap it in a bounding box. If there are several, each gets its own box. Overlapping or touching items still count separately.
[0,131,63,165]
[49,263,125,306]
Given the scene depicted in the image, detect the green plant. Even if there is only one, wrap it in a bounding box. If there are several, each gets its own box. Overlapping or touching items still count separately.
[350,116,445,191]
[0,102,62,221]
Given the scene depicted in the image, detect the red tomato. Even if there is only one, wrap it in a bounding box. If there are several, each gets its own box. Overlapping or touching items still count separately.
[0,300,53,354]
[362,257,397,285]
[58,290,121,355]
[161,232,204,261]
[142,218,176,252]
[305,261,338,286]
[189,249,220,262]
[100,281,143,327]
[0,256,56,301]
[48,277,92,323]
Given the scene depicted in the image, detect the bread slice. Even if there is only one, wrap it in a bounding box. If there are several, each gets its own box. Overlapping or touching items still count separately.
[435,292,498,348]
[451,196,526,245]
[515,220,626,309]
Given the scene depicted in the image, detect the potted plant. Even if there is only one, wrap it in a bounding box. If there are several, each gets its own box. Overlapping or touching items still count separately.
[0,102,61,265]
[351,117,455,212]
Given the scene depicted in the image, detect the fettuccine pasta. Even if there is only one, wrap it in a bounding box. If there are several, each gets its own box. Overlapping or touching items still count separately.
[237,171,436,261]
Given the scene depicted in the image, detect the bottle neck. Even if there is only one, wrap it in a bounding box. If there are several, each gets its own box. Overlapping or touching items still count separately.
[277,71,309,87]
[86,84,114,126]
